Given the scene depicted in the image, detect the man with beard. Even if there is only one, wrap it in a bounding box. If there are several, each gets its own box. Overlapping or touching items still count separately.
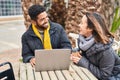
[21,4,71,67]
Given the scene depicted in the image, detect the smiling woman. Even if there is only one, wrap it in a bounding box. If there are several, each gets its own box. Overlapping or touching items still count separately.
[71,12,120,80]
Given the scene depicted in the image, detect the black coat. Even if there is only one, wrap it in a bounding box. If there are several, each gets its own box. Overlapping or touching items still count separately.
[21,21,71,63]
[77,39,120,80]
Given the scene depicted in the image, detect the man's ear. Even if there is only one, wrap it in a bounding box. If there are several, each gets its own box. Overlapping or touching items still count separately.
[31,20,36,25]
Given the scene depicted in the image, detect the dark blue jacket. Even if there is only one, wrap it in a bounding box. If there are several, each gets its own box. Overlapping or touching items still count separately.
[21,21,71,63]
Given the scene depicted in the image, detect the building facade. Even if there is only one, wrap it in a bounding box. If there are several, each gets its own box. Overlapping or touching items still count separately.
[0,0,22,16]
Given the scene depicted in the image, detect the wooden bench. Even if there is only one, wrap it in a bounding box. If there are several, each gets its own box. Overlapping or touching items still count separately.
[19,63,98,80]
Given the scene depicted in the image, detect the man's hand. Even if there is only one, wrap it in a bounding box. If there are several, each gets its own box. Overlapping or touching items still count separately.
[30,57,35,67]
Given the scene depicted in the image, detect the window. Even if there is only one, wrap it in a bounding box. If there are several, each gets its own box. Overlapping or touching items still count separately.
[0,0,23,16]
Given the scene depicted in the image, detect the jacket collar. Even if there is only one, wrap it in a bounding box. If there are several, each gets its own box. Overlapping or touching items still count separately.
[86,38,114,56]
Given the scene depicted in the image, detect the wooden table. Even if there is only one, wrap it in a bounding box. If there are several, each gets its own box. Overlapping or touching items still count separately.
[19,63,98,80]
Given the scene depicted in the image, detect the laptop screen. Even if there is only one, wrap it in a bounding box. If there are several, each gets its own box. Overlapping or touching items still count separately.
[35,49,71,71]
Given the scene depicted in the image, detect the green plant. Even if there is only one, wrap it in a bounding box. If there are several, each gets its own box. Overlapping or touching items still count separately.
[110,7,120,33]
[19,58,23,62]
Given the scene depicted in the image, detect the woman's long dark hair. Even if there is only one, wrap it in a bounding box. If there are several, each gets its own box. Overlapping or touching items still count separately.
[86,12,114,44]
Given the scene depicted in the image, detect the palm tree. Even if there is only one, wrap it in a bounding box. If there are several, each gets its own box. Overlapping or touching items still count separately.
[21,0,66,29]
[21,0,120,47]
[65,0,120,47]
[21,0,42,28]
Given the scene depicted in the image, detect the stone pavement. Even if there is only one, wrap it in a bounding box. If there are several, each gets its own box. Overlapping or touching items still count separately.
[0,20,26,80]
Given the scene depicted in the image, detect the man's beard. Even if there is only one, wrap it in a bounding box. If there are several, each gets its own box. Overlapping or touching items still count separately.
[36,22,48,30]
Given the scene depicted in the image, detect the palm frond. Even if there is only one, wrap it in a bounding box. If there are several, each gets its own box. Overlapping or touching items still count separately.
[110,7,120,33]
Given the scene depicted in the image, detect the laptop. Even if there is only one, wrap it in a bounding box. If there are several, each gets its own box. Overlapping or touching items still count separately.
[35,49,71,71]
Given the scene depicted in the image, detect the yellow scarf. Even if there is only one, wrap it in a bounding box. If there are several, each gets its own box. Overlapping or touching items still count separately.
[32,23,52,49]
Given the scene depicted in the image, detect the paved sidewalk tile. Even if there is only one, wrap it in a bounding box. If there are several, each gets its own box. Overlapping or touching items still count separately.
[0,48,21,80]
[0,20,25,80]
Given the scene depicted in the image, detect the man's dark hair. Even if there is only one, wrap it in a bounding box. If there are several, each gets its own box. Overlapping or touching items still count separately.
[28,4,46,20]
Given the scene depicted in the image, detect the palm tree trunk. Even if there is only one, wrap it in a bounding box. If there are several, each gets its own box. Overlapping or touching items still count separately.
[21,0,42,29]
[21,0,120,47]
[65,0,119,47]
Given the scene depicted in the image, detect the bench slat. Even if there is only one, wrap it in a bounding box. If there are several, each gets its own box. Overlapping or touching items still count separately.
[20,63,27,80]
[71,64,89,80]
[55,70,66,80]
[34,72,42,80]
[26,63,35,80]
[34,69,42,80]
[69,66,82,80]
[48,71,58,80]
[41,71,50,80]
[79,67,98,80]
[62,70,73,80]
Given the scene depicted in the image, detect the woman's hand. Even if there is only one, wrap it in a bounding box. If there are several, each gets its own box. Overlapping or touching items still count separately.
[71,52,82,64]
